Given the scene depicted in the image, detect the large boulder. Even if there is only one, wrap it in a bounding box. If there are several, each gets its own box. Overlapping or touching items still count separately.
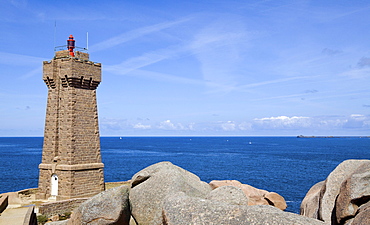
[300,159,370,224]
[206,186,249,205]
[335,163,370,224]
[318,159,370,222]
[129,161,212,225]
[209,180,287,210]
[67,185,130,225]
[264,192,287,211]
[300,181,325,218]
[162,192,325,225]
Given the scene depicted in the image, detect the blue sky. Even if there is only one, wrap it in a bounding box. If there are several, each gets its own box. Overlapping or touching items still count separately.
[1,0,370,136]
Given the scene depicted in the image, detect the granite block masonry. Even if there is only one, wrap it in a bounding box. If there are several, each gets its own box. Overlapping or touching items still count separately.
[37,42,105,200]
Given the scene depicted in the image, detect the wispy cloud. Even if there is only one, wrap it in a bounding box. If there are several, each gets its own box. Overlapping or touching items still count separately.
[103,14,257,93]
[322,48,342,56]
[0,52,46,66]
[105,44,186,75]
[340,67,370,79]
[90,17,192,52]
[239,76,314,90]
[103,15,264,93]
[20,66,42,80]
[329,5,370,20]
[106,67,205,86]
[189,18,250,92]
[357,57,370,68]
[8,0,28,9]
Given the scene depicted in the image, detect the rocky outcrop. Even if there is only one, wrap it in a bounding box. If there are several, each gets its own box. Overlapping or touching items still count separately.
[52,161,327,225]
[300,159,370,224]
[209,180,287,210]
[162,192,325,225]
[67,184,130,225]
[129,161,212,225]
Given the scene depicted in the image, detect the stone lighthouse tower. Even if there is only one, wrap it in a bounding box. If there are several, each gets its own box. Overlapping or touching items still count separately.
[37,35,105,200]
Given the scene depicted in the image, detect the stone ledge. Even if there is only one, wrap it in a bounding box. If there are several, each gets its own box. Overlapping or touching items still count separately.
[0,194,8,213]
[39,163,104,171]
[23,205,37,225]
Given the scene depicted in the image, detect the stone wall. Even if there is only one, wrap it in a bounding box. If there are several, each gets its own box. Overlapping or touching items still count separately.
[23,206,37,225]
[39,198,88,217]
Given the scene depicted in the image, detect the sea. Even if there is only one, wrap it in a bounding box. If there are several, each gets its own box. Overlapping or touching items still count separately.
[1,136,369,214]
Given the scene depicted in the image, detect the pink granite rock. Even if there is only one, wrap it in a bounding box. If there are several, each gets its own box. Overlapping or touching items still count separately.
[335,163,370,224]
[352,201,370,225]
[318,160,370,222]
[300,181,324,218]
[265,192,287,210]
[209,180,287,210]
[162,192,325,225]
[300,159,370,224]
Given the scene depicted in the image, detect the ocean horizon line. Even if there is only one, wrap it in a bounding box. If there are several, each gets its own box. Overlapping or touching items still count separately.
[0,135,368,138]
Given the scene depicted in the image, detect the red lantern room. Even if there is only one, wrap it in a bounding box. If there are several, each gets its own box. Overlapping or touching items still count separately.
[67,35,75,57]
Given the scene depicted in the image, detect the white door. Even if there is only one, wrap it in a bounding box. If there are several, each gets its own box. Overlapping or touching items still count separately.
[51,174,58,196]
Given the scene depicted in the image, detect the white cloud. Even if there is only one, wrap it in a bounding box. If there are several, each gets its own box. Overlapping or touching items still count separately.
[343,114,370,129]
[251,115,370,131]
[100,118,129,131]
[157,120,181,130]
[133,123,151,129]
[188,122,196,131]
[350,114,365,118]
[253,116,311,129]
[99,115,370,135]
[238,122,252,130]
[221,121,236,131]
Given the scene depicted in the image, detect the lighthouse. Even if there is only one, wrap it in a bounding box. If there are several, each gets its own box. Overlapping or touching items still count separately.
[37,35,105,200]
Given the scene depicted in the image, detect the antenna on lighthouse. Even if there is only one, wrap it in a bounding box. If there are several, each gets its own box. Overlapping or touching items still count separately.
[54,21,57,49]
[86,32,89,51]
